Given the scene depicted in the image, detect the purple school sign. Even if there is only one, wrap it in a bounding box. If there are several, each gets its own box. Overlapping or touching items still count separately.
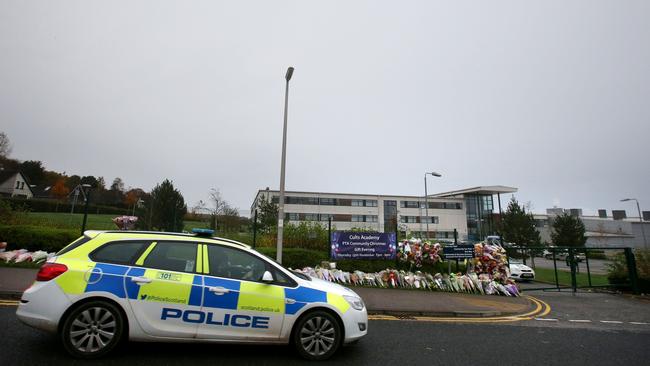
[330,231,397,260]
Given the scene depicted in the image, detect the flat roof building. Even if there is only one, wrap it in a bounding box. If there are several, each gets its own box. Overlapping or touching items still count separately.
[251,185,517,241]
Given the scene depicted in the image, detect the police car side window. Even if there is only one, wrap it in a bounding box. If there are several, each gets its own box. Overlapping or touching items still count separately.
[90,241,148,265]
[207,245,266,282]
[143,242,198,273]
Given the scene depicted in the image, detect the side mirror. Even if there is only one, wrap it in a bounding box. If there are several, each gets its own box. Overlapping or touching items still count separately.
[261,270,274,283]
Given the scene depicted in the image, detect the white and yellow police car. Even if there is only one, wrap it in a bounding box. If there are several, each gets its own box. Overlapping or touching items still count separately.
[16,230,367,360]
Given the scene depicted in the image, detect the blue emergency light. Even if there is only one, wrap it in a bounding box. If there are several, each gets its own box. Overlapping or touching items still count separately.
[192,228,215,237]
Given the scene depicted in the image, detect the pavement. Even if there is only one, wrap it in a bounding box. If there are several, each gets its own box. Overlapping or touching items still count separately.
[0,267,536,317]
[0,267,36,296]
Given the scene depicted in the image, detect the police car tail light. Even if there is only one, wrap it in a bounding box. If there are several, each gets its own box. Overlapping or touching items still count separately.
[36,263,68,281]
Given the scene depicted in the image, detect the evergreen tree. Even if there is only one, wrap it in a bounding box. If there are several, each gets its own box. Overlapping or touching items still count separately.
[551,213,587,247]
[256,196,278,233]
[141,179,187,232]
[499,197,541,247]
[19,160,46,185]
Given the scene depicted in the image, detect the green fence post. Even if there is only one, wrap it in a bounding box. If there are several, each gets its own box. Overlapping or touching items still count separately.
[252,209,258,249]
[552,249,560,290]
[569,248,577,293]
[585,248,592,287]
[624,248,639,295]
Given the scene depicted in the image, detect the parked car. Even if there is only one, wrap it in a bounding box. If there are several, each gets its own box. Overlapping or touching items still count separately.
[508,259,535,281]
[543,249,585,262]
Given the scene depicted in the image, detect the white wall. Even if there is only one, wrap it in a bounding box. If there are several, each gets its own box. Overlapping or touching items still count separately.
[251,190,468,237]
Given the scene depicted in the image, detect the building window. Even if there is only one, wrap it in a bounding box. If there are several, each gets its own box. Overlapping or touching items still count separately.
[400,216,417,223]
[304,213,319,221]
[421,217,439,224]
[287,213,299,221]
[365,215,378,223]
[320,214,333,221]
[15,181,20,189]
[400,201,421,208]
[352,199,378,207]
[319,198,337,206]
[351,215,364,222]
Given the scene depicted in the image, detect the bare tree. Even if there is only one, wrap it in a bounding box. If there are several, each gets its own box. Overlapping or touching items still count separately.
[208,188,228,230]
[0,132,11,158]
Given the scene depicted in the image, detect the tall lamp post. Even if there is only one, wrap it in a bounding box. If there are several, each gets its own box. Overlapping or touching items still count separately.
[621,198,647,249]
[80,184,92,235]
[276,66,294,264]
[423,172,442,239]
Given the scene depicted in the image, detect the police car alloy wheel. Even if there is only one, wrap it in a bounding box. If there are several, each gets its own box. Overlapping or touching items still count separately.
[61,301,125,358]
[293,311,341,360]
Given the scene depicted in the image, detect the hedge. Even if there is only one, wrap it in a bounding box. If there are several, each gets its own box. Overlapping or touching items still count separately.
[0,225,79,252]
[2,197,129,215]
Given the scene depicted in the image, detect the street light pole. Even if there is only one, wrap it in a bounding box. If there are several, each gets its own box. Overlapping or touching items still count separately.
[80,184,92,235]
[276,66,294,264]
[423,172,442,240]
[621,198,647,249]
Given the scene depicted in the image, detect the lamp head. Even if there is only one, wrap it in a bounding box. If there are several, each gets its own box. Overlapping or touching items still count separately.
[285,67,294,81]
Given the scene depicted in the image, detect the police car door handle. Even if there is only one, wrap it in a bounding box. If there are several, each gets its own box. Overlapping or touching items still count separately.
[208,286,229,295]
[131,277,152,284]
[285,298,296,304]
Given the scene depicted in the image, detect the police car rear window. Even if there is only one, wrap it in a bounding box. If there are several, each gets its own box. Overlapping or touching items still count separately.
[56,236,92,256]
[90,241,149,265]
[143,242,198,273]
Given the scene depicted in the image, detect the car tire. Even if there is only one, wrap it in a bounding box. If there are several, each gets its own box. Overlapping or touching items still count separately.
[60,300,125,359]
[293,310,342,361]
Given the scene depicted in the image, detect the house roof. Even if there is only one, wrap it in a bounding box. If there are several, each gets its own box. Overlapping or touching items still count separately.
[0,170,35,196]
[0,170,19,185]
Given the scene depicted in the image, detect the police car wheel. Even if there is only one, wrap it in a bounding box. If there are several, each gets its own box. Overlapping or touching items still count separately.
[293,311,341,360]
[61,300,124,359]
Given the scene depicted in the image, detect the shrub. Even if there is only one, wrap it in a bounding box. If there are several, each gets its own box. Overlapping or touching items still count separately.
[2,197,129,215]
[587,250,607,260]
[0,225,79,252]
[607,249,650,293]
[254,247,329,269]
[256,221,330,251]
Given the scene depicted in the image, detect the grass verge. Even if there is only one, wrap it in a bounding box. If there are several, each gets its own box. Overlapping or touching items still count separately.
[534,267,609,287]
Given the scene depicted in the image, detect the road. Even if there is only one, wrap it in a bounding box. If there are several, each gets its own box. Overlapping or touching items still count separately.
[2,295,649,366]
[520,257,611,275]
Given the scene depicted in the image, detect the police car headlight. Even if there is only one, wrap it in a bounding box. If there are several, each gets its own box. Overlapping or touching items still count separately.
[343,295,365,311]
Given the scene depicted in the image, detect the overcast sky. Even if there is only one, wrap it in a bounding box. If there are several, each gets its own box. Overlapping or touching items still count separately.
[1,0,649,217]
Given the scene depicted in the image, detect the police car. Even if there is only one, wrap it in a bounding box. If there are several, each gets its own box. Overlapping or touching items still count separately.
[16,230,367,360]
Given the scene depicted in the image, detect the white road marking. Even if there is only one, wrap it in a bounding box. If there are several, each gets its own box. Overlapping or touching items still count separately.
[600,320,623,324]
[534,318,558,321]
[568,320,591,323]
[629,322,649,325]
